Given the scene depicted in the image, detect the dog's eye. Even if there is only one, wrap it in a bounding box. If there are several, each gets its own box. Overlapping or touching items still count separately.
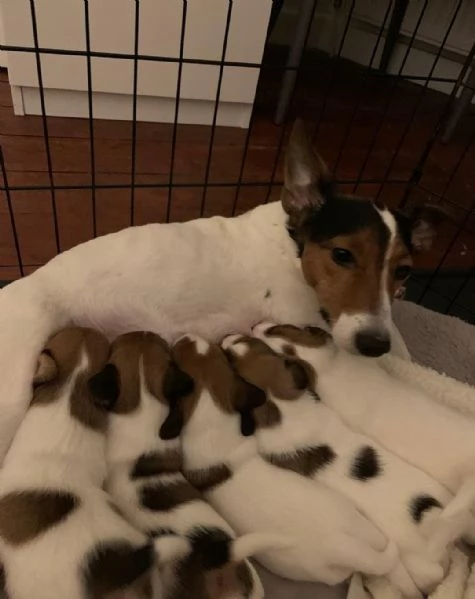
[331,248,355,267]
[394,265,412,280]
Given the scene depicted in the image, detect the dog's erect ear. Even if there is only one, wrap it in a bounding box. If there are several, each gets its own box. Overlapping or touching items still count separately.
[405,204,448,252]
[284,359,309,391]
[88,363,120,411]
[234,377,267,413]
[283,119,332,220]
[159,405,185,440]
[163,362,194,402]
[33,350,58,385]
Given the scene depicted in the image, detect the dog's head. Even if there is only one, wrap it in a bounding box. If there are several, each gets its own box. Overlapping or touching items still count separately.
[282,120,446,357]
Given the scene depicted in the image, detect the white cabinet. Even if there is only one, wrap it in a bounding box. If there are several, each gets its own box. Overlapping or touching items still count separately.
[0,0,272,127]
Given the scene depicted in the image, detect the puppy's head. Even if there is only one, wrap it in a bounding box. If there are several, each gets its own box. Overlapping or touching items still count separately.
[32,327,111,430]
[159,335,266,440]
[88,332,194,416]
[222,334,312,401]
[283,120,447,357]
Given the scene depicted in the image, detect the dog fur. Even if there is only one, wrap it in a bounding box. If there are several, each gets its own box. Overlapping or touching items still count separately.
[160,334,403,586]
[88,331,286,599]
[0,327,158,599]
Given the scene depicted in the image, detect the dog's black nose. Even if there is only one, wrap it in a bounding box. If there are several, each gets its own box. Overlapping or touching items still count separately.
[355,331,391,357]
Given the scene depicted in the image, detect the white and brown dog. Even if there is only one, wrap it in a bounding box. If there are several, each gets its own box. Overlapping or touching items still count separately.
[222,332,475,596]
[0,120,444,459]
[162,334,402,587]
[0,327,159,599]
[88,331,285,599]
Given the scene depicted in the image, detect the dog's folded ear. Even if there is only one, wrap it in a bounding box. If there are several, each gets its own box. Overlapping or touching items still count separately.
[283,119,333,224]
[163,361,194,402]
[88,363,120,411]
[234,377,267,413]
[284,359,309,391]
[33,350,58,386]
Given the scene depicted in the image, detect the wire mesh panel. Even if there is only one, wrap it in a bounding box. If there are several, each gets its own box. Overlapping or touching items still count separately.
[0,0,473,322]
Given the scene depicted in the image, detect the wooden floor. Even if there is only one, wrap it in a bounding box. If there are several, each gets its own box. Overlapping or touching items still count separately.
[0,48,474,281]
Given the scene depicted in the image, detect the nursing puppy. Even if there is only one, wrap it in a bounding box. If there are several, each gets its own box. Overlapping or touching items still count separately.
[162,334,400,587]
[0,327,156,599]
[252,323,475,546]
[0,119,444,461]
[223,333,471,596]
[88,331,280,599]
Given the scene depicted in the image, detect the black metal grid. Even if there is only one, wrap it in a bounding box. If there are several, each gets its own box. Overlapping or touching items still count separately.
[0,0,474,323]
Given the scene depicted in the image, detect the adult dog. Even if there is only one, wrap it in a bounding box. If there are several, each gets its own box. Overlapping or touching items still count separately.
[0,120,442,459]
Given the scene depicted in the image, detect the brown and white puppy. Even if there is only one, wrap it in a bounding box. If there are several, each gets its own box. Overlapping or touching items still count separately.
[0,328,155,599]
[223,332,475,596]
[163,334,399,587]
[89,331,279,599]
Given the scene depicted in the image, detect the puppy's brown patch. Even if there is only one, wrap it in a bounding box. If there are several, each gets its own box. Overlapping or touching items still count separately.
[140,480,201,512]
[131,449,182,479]
[253,401,282,428]
[106,332,171,414]
[185,465,233,493]
[32,327,111,430]
[0,489,78,545]
[225,336,313,400]
[84,541,153,599]
[266,445,336,477]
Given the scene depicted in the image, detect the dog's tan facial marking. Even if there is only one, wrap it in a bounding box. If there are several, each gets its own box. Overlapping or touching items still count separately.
[265,445,336,478]
[225,336,311,401]
[387,235,413,299]
[0,490,78,545]
[185,465,233,493]
[32,327,111,430]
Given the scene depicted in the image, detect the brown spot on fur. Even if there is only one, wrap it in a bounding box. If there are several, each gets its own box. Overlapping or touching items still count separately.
[185,465,232,493]
[205,562,253,599]
[253,401,282,428]
[84,541,154,599]
[104,332,171,414]
[140,480,201,512]
[32,327,111,431]
[131,450,182,479]
[225,336,314,400]
[266,445,336,477]
[0,490,78,545]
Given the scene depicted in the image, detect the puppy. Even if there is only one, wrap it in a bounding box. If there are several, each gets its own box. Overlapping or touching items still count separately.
[162,334,400,587]
[222,333,473,596]
[0,328,156,599]
[88,331,281,599]
[252,323,475,548]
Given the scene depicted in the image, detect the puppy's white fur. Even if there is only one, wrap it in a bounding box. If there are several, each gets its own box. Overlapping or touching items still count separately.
[103,343,279,599]
[253,323,475,548]
[225,335,469,596]
[176,337,400,586]
[0,331,153,599]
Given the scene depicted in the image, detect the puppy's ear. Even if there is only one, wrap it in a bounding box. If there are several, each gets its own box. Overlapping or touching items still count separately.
[284,359,309,391]
[239,410,256,437]
[234,377,266,412]
[404,204,449,252]
[163,362,194,402]
[33,350,58,385]
[88,363,120,411]
[159,405,185,440]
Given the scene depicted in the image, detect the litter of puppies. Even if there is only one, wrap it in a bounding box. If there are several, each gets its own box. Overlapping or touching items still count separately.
[1,324,475,598]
